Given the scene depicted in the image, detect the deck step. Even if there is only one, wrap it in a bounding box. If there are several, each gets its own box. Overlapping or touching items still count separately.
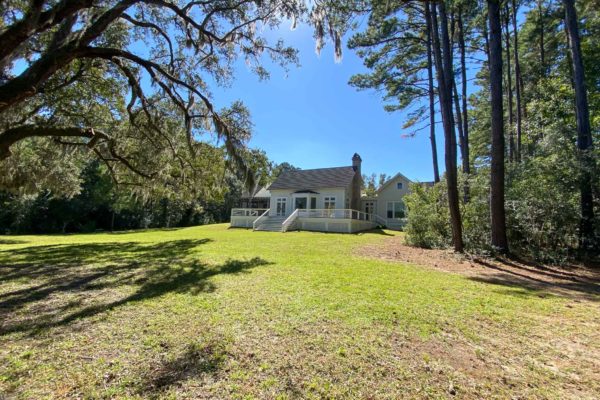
[254,227,282,232]
[253,216,286,232]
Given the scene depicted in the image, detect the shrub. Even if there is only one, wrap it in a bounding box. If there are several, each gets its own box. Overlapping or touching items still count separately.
[404,181,451,249]
[505,159,580,263]
[460,171,492,254]
[403,158,588,263]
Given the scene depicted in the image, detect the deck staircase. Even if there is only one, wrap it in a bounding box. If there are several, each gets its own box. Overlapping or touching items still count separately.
[254,216,286,232]
[372,214,405,231]
[385,220,405,231]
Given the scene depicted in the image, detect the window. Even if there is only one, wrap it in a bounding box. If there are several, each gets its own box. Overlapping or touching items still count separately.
[294,197,307,210]
[387,201,405,219]
[310,197,317,209]
[397,182,403,190]
[324,196,336,210]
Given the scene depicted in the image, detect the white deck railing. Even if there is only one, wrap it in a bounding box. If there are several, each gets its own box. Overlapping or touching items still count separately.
[231,208,269,217]
[233,207,381,224]
[282,209,300,232]
[252,208,270,230]
[297,209,374,221]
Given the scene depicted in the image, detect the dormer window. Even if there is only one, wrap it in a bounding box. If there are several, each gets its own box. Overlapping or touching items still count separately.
[397,182,403,190]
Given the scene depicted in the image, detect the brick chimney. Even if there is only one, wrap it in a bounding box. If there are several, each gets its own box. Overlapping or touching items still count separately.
[351,153,362,210]
[352,153,362,174]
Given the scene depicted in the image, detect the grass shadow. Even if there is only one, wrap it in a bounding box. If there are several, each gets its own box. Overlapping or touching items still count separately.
[0,239,271,336]
[360,228,396,236]
[141,340,228,396]
[469,258,600,302]
[106,227,185,235]
[0,239,29,245]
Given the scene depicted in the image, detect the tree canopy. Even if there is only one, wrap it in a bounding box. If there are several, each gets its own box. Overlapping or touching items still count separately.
[0,0,348,198]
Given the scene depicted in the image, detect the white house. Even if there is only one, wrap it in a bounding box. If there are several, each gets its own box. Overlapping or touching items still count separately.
[360,172,414,231]
[230,153,420,233]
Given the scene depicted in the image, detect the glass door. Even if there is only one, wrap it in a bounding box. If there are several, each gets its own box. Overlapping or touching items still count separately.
[364,201,374,220]
[276,198,287,216]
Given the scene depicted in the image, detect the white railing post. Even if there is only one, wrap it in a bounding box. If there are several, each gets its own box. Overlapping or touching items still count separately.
[282,208,300,232]
[232,208,268,217]
[289,208,379,225]
[252,208,270,230]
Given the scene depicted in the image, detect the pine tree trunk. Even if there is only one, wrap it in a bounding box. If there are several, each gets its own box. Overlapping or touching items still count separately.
[563,0,596,253]
[511,0,523,161]
[482,9,490,60]
[452,80,465,156]
[488,0,509,253]
[453,83,470,203]
[425,1,440,184]
[457,8,470,203]
[504,3,515,163]
[538,0,546,75]
[430,1,464,252]
[458,10,470,174]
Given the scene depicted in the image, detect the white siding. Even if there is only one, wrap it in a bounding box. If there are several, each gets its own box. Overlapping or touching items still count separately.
[296,217,376,233]
[374,174,411,220]
[269,187,348,217]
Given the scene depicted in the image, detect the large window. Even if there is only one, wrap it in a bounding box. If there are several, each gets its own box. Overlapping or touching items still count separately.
[324,196,336,210]
[387,201,405,219]
[294,197,307,210]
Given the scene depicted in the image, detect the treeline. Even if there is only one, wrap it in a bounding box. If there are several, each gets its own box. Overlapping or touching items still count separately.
[0,155,293,234]
[0,162,231,233]
[350,0,599,261]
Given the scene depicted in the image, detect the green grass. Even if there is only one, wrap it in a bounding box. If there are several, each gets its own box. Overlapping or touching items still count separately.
[0,224,598,399]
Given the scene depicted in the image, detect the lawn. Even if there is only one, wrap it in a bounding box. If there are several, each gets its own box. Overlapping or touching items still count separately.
[0,224,598,399]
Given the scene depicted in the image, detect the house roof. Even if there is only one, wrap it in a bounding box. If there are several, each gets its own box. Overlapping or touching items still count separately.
[241,185,271,198]
[269,166,357,190]
[377,172,414,193]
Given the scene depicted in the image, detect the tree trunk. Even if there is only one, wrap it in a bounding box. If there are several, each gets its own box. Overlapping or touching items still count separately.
[453,81,465,166]
[457,8,470,202]
[458,10,470,175]
[453,83,470,202]
[482,9,490,60]
[425,1,440,184]
[538,0,546,76]
[488,0,509,253]
[511,0,523,161]
[430,1,464,252]
[504,3,515,163]
[563,0,596,252]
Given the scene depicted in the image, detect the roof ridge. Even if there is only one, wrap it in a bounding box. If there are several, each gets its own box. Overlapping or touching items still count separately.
[285,165,353,172]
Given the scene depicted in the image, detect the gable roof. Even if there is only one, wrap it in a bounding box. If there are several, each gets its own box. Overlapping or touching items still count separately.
[377,172,413,193]
[241,185,271,198]
[269,166,357,190]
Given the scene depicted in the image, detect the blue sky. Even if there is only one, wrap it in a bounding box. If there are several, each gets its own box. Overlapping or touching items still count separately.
[210,23,446,183]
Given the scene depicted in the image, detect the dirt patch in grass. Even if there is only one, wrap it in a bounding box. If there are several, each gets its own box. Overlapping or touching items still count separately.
[356,234,600,302]
[356,235,600,399]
